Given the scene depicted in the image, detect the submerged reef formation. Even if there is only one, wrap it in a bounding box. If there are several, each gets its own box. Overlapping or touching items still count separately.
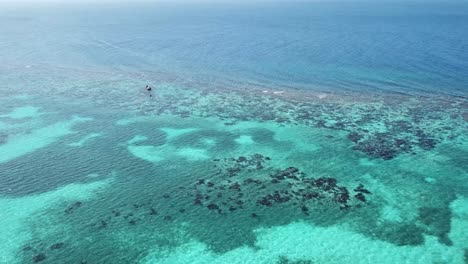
[8,69,466,161]
[194,157,370,216]
[18,143,466,261]
[20,154,372,260]
[213,154,270,177]
[9,76,466,261]
[129,86,467,160]
[30,153,455,253]
[22,242,66,263]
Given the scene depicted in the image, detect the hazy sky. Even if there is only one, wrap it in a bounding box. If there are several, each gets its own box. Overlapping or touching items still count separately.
[0,0,468,3]
[0,0,467,7]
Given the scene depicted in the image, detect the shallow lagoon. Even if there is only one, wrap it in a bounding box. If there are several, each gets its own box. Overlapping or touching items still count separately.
[0,71,467,263]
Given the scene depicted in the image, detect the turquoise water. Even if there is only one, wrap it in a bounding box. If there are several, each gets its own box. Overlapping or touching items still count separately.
[0,2,467,264]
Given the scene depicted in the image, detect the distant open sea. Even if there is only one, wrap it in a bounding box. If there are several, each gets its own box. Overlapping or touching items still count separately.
[1,1,468,96]
[0,2,467,264]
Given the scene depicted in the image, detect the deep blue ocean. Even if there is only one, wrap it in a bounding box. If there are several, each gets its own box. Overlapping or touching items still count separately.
[1,1,468,96]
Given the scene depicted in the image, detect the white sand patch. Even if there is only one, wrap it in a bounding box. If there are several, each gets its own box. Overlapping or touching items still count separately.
[380,205,403,222]
[176,148,210,161]
[141,221,464,264]
[127,144,210,163]
[201,138,216,147]
[0,106,42,119]
[68,133,102,147]
[128,145,166,163]
[235,135,254,145]
[12,94,32,100]
[126,128,210,163]
[160,127,198,141]
[449,196,468,248]
[317,93,328,99]
[0,116,92,163]
[224,120,322,152]
[0,179,110,264]
[127,135,148,145]
[86,173,100,178]
[424,177,436,184]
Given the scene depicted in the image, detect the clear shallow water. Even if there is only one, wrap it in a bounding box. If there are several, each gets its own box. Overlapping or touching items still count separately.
[0,2,467,264]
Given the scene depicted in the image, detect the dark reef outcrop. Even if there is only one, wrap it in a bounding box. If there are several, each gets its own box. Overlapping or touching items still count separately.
[50,243,64,250]
[214,154,269,177]
[33,253,47,263]
[64,201,82,214]
[193,156,371,217]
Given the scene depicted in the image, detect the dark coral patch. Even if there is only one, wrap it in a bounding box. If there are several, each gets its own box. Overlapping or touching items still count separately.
[149,207,158,215]
[270,167,304,181]
[229,183,241,191]
[214,154,269,177]
[347,132,363,143]
[98,220,108,229]
[313,177,337,191]
[302,192,319,200]
[418,137,437,150]
[207,204,219,210]
[196,159,371,216]
[352,134,399,160]
[333,187,350,204]
[354,184,371,194]
[112,210,121,217]
[50,242,64,250]
[355,193,366,202]
[194,193,203,205]
[197,179,205,185]
[23,245,33,251]
[64,201,82,214]
[33,254,47,263]
[256,197,272,207]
